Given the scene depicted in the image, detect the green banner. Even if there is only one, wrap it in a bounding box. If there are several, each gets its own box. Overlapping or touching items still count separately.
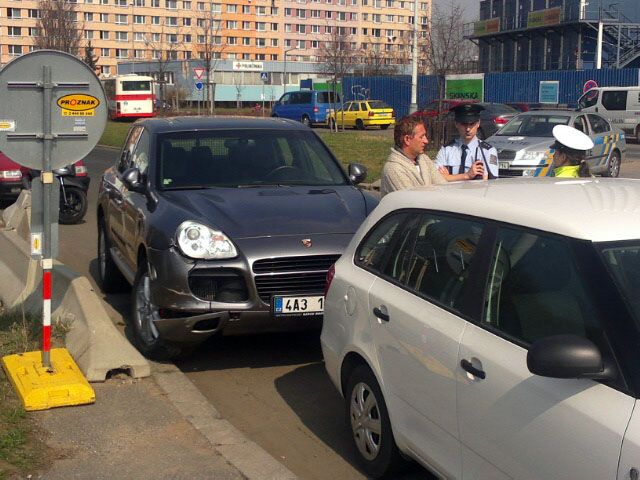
[527,7,561,28]
[474,18,500,36]
[445,78,484,102]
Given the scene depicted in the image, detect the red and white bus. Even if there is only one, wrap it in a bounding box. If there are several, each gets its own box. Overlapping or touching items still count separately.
[101,74,156,120]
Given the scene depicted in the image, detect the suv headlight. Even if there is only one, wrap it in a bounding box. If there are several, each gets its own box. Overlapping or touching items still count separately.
[176,221,237,259]
[517,151,548,162]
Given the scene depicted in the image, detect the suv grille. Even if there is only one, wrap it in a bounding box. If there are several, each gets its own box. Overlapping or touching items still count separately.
[497,149,517,161]
[252,255,341,303]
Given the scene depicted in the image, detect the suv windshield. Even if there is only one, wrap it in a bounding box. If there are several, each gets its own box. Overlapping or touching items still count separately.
[157,129,348,189]
[497,114,570,136]
[579,90,599,109]
[598,242,640,323]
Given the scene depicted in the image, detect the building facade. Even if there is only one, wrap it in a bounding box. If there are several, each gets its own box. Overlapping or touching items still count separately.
[0,0,430,75]
[470,0,640,72]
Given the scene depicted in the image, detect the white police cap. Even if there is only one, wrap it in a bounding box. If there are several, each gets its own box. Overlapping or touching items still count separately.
[552,125,594,151]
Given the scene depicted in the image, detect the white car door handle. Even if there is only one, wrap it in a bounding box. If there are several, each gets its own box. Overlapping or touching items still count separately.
[461,359,486,379]
[373,306,390,322]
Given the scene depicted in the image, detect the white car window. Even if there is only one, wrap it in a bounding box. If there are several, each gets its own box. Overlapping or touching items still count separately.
[484,227,605,346]
[355,212,410,273]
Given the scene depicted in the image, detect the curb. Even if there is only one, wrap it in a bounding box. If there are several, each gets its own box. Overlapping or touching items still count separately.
[153,363,298,480]
[0,190,150,382]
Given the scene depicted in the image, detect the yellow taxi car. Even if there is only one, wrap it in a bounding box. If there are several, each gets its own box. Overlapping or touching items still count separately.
[329,100,395,130]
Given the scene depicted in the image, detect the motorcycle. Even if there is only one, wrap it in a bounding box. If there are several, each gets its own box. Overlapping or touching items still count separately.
[55,164,90,225]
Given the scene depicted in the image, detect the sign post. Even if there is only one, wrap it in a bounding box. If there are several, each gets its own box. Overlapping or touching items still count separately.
[260,72,269,116]
[0,50,105,411]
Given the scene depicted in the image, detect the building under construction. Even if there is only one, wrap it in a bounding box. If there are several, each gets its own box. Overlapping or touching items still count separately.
[468,0,640,71]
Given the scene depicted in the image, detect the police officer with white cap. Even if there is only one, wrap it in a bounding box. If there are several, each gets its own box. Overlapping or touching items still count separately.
[435,103,499,180]
[551,124,594,178]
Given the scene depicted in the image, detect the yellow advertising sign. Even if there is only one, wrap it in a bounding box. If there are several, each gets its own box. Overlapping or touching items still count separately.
[57,94,100,116]
[474,17,500,36]
[528,7,561,28]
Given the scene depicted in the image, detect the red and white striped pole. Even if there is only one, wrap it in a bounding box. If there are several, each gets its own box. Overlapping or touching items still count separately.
[42,258,53,368]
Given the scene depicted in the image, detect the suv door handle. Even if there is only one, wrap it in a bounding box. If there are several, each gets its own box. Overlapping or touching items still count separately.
[373,306,390,322]
[460,359,486,379]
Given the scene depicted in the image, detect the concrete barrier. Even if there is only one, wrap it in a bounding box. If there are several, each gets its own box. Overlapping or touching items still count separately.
[0,191,150,382]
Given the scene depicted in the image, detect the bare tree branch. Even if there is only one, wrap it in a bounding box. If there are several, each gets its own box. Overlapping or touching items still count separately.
[35,0,83,55]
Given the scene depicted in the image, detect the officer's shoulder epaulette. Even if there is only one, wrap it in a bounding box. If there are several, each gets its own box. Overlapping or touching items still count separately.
[445,138,457,147]
[479,140,493,149]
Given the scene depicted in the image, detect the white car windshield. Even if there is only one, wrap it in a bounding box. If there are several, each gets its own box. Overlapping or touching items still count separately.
[497,115,571,137]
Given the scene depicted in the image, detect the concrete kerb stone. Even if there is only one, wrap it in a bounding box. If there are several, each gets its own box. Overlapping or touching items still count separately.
[0,190,150,382]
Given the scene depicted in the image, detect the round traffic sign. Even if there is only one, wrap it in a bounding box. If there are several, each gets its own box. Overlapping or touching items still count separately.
[0,50,107,170]
[195,82,204,91]
[583,80,598,93]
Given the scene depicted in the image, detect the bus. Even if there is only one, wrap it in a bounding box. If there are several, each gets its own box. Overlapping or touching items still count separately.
[101,74,156,120]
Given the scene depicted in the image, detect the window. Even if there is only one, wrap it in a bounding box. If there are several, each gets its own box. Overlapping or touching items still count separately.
[356,213,411,273]
[573,116,588,134]
[257,22,266,31]
[243,21,251,29]
[134,32,145,41]
[271,38,278,46]
[588,114,610,134]
[183,17,191,26]
[8,26,21,37]
[100,30,109,39]
[29,9,40,18]
[184,50,192,59]
[101,66,111,76]
[297,24,305,33]
[243,5,250,13]
[134,49,145,58]
[243,37,251,45]
[134,15,144,23]
[296,39,305,48]
[115,13,128,24]
[151,0,160,6]
[166,16,178,25]
[285,7,292,15]
[152,32,161,41]
[311,24,319,33]
[8,45,23,56]
[151,15,160,24]
[601,90,627,111]
[29,27,39,36]
[183,0,191,8]
[84,12,94,21]
[257,6,266,15]
[228,36,237,45]
[256,38,266,47]
[183,33,191,42]
[135,0,145,5]
[167,33,178,43]
[116,49,129,58]
[101,48,110,56]
[484,227,608,348]
[100,13,108,22]
[227,4,237,12]
[8,8,21,18]
[116,31,128,41]
[297,8,306,18]
[197,1,204,9]
[226,20,236,30]
[166,0,177,8]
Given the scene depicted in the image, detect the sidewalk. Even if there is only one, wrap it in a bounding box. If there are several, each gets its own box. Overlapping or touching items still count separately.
[32,362,297,480]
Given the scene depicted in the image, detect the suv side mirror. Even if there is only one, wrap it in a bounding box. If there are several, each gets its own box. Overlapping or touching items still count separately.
[122,167,145,193]
[348,163,367,185]
[527,335,609,379]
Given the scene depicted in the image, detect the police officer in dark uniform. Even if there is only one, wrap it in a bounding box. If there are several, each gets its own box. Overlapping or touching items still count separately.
[435,103,499,180]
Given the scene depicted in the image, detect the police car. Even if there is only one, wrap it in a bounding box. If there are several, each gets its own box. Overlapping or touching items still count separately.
[487,110,626,178]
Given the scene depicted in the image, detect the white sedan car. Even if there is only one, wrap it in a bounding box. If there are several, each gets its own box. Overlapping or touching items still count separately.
[321,178,640,479]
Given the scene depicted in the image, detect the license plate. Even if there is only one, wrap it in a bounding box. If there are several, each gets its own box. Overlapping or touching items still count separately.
[274,295,324,315]
[499,162,510,169]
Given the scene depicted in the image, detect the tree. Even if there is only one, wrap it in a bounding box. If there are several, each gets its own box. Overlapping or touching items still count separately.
[423,3,477,101]
[143,24,184,105]
[83,41,99,71]
[195,6,225,114]
[359,46,401,76]
[317,26,355,131]
[34,0,83,55]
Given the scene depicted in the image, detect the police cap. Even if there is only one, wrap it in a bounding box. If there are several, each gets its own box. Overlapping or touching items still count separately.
[452,103,484,123]
[551,125,594,151]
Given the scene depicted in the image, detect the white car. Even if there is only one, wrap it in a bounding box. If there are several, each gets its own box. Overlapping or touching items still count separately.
[321,178,640,479]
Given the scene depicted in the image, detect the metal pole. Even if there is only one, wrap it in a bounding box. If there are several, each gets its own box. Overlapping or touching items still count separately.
[283,54,287,95]
[596,21,603,69]
[409,0,419,113]
[41,65,54,370]
[617,25,621,69]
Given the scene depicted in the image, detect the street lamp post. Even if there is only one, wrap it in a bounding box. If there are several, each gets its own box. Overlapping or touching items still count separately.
[283,47,297,95]
[130,1,135,59]
[409,0,419,113]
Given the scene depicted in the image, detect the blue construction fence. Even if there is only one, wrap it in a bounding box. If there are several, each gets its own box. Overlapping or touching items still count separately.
[342,68,640,118]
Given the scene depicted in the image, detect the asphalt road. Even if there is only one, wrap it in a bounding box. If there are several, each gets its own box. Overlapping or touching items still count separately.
[9,141,640,480]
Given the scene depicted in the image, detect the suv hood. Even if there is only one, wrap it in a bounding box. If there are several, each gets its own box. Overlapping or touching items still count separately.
[161,185,368,238]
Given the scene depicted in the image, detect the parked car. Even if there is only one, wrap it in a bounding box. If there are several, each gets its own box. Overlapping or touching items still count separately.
[412,99,475,121]
[487,110,625,177]
[328,100,395,130]
[0,151,89,205]
[578,86,640,143]
[271,90,341,127]
[97,116,378,359]
[321,178,640,479]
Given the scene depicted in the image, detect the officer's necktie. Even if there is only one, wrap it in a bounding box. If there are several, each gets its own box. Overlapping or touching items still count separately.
[458,145,468,174]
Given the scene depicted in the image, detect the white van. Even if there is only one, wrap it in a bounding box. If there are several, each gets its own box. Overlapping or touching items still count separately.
[578,86,640,142]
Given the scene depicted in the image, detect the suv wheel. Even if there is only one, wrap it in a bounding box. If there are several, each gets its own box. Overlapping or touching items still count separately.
[131,261,182,360]
[98,219,128,293]
[301,115,311,127]
[345,365,406,478]
[604,150,621,177]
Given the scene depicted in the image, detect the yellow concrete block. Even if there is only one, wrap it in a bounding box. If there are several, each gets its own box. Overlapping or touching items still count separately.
[1,348,95,411]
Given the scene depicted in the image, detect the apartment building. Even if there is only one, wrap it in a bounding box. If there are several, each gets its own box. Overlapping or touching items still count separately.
[0,0,430,74]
